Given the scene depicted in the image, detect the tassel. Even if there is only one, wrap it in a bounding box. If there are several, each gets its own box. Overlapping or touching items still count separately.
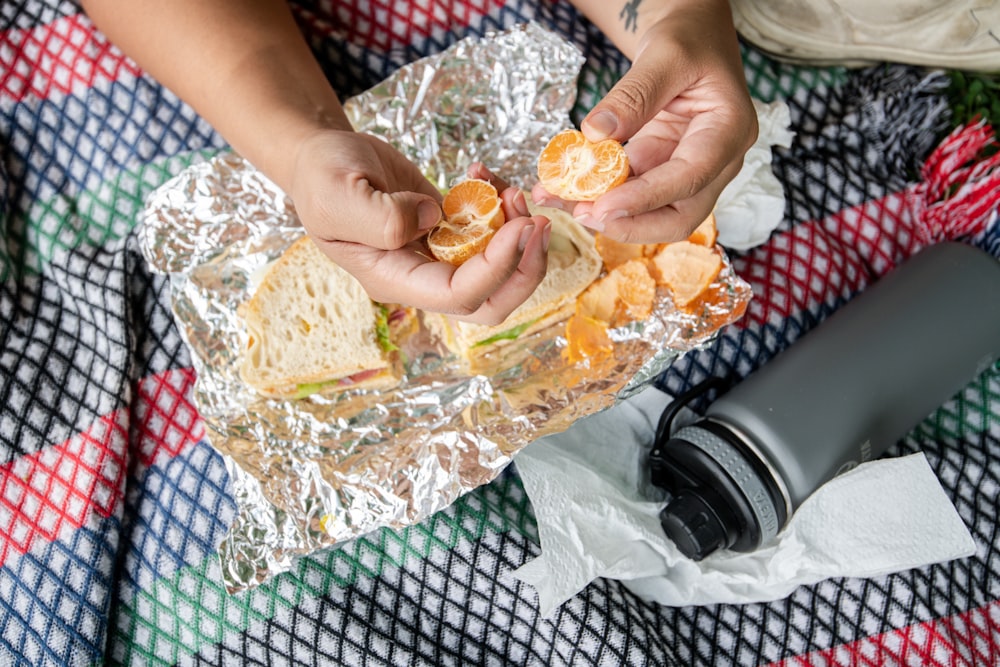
[916,119,1000,244]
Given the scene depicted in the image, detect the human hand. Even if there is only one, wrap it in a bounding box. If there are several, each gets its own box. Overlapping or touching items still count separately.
[532,1,757,244]
[289,130,551,325]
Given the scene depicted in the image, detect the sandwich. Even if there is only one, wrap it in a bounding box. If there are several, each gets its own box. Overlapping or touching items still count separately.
[238,235,411,399]
[427,206,603,363]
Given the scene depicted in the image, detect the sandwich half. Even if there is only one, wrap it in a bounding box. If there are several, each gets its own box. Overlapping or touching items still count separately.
[427,207,602,362]
[238,236,410,399]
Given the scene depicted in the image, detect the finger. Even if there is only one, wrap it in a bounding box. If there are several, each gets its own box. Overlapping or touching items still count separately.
[499,187,531,220]
[580,114,750,228]
[440,215,549,321]
[321,216,545,319]
[580,53,688,145]
[312,139,443,250]
[586,151,708,222]
[580,44,756,212]
[574,168,732,244]
[452,216,551,325]
[466,162,512,192]
[628,110,753,195]
[529,183,573,212]
[325,182,444,251]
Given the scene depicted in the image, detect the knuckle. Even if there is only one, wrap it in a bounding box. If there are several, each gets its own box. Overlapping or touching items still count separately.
[607,73,657,115]
[681,163,714,200]
[602,227,635,244]
[449,301,482,318]
[476,311,508,327]
[526,261,547,285]
[380,216,410,250]
[744,116,760,150]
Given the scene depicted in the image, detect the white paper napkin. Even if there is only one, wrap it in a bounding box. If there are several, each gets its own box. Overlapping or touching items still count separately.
[714,98,795,251]
[511,387,977,616]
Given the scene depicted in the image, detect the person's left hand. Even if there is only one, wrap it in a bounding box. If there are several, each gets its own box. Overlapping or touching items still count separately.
[289,129,551,326]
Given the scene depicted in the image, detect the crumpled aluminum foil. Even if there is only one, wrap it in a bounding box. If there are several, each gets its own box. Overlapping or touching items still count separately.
[138,23,753,594]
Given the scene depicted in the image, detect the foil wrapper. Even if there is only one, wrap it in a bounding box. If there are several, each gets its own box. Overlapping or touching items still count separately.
[138,24,753,593]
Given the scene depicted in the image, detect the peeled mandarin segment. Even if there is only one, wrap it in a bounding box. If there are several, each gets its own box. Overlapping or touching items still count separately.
[537,129,629,202]
[428,178,505,266]
[650,241,724,309]
[686,212,719,247]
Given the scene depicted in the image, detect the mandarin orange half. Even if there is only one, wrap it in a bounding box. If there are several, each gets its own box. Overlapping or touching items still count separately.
[536,128,629,202]
[427,178,505,266]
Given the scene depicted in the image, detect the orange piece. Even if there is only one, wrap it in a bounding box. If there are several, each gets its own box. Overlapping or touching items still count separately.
[577,271,620,323]
[428,178,505,266]
[536,129,630,202]
[686,212,718,247]
[563,311,613,365]
[615,259,657,322]
[649,241,723,309]
[594,233,646,271]
[577,258,656,328]
[642,243,667,258]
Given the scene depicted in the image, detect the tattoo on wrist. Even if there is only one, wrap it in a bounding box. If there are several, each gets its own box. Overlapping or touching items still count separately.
[620,0,641,32]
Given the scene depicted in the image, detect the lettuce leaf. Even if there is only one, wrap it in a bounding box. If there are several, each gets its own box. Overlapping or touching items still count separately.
[375,304,399,353]
[472,318,538,348]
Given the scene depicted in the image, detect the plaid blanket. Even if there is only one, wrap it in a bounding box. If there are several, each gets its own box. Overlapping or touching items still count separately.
[2,1,999,665]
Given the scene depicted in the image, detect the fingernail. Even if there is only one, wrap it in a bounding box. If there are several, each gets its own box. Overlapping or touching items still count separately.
[584,111,618,140]
[469,161,487,179]
[418,200,443,230]
[518,224,535,251]
[513,188,530,216]
[542,222,552,252]
[575,213,604,232]
[598,210,629,225]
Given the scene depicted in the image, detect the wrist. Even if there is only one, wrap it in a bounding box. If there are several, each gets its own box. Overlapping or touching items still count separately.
[208,47,352,193]
[634,0,736,58]
[253,105,353,194]
[578,0,734,60]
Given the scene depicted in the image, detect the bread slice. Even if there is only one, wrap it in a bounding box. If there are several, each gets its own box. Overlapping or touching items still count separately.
[428,208,602,360]
[238,236,401,399]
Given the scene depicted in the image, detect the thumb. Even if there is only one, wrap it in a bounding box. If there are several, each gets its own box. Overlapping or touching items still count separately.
[374,190,443,249]
[580,57,677,144]
[321,181,441,250]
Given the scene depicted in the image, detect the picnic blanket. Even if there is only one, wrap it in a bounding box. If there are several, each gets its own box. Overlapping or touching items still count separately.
[2,1,999,665]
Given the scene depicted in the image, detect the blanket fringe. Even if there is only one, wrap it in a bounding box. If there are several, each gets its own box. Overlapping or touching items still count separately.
[917,119,1000,244]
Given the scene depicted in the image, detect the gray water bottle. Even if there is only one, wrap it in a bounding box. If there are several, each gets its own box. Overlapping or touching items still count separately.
[649,241,1000,560]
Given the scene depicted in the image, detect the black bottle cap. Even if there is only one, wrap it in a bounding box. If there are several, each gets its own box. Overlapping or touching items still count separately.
[649,420,788,559]
[659,492,727,561]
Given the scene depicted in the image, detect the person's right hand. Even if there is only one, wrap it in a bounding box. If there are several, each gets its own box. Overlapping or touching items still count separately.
[288,129,552,326]
[533,0,757,245]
